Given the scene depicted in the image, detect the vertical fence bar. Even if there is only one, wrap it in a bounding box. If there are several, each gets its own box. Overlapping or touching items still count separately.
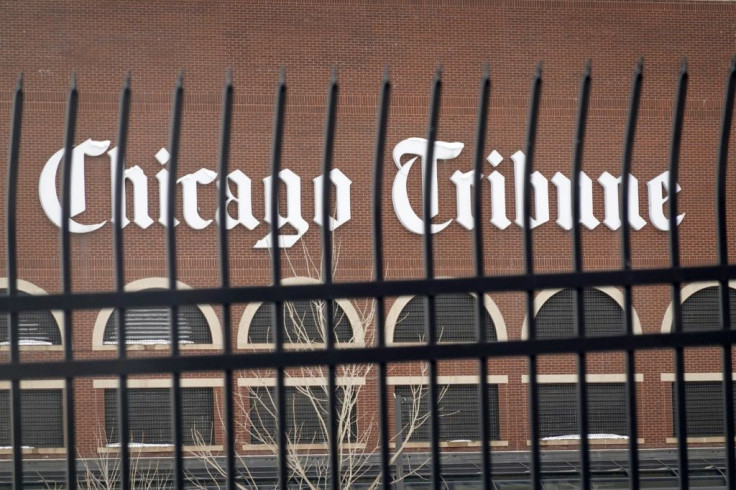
[668,58,689,490]
[620,58,643,490]
[269,69,288,490]
[571,60,592,490]
[166,71,184,490]
[422,67,443,489]
[113,72,132,490]
[471,63,493,490]
[6,73,23,490]
[217,68,236,490]
[320,68,340,490]
[716,55,736,489]
[523,63,543,490]
[371,67,391,490]
[60,72,78,490]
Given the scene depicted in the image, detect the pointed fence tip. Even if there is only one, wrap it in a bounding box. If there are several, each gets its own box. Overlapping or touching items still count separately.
[730,54,736,71]
[176,69,184,87]
[278,66,286,85]
[584,59,591,76]
[70,71,77,89]
[16,73,23,90]
[535,61,543,78]
[636,57,644,73]
[123,71,131,89]
[483,62,490,79]
[330,66,338,84]
[435,65,443,80]
[382,65,390,83]
[680,57,688,73]
[225,67,233,86]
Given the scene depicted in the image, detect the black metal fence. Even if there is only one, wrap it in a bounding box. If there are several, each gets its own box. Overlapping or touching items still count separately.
[2,56,736,489]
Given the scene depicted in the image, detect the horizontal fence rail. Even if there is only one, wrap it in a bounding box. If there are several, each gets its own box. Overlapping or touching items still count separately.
[2,56,736,489]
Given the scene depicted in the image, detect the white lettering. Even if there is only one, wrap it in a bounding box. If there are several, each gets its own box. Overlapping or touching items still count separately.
[313,168,352,230]
[391,137,463,235]
[155,148,180,227]
[179,169,217,230]
[107,147,154,229]
[647,171,685,231]
[256,169,309,248]
[597,172,647,230]
[39,139,109,233]
[487,151,511,230]
[511,150,549,229]
[215,170,259,230]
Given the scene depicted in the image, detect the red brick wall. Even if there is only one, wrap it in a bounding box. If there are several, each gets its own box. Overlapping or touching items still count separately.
[1,0,736,457]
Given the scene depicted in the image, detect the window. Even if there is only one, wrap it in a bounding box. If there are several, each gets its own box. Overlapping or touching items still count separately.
[0,388,63,448]
[0,290,61,346]
[680,286,736,332]
[673,381,736,438]
[534,288,624,339]
[92,278,222,350]
[248,386,357,445]
[538,383,628,439]
[394,384,500,442]
[391,294,497,343]
[246,300,354,345]
[104,388,214,446]
[103,303,212,345]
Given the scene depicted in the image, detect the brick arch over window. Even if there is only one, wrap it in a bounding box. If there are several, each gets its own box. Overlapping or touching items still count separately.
[92,278,222,350]
[660,281,736,333]
[0,279,63,347]
[237,277,365,348]
[385,293,507,344]
[521,287,642,340]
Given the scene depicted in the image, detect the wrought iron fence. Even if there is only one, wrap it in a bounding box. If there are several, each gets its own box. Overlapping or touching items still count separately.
[2,56,736,489]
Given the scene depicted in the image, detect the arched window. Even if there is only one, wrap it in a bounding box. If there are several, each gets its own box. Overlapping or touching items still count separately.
[390,293,501,343]
[535,288,624,339]
[92,278,221,350]
[246,300,353,344]
[103,301,212,345]
[680,285,736,332]
[0,289,61,346]
[528,288,638,443]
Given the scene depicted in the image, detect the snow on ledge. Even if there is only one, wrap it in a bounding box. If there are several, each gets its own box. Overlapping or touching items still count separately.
[542,434,629,441]
[0,340,53,346]
[103,339,195,345]
[106,443,174,448]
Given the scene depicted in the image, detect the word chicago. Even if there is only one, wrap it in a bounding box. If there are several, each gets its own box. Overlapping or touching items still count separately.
[39,137,683,248]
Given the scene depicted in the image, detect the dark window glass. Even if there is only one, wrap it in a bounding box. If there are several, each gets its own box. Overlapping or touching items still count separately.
[392,294,496,343]
[673,381,736,437]
[103,300,212,345]
[248,386,357,444]
[0,290,61,346]
[105,388,214,445]
[248,301,353,344]
[394,384,500,442]
[538,383,628,439]
[681,286,736,332]
[0,390,63,447]
[535,289,623,339]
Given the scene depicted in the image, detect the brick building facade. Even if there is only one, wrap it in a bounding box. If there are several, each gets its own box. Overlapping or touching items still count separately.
[1,0,736,477]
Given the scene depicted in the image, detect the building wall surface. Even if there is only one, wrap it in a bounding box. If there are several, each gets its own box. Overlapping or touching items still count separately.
[1,0,736,460]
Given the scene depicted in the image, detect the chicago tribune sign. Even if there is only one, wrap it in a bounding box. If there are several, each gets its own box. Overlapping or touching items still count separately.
[38,137,683,248]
